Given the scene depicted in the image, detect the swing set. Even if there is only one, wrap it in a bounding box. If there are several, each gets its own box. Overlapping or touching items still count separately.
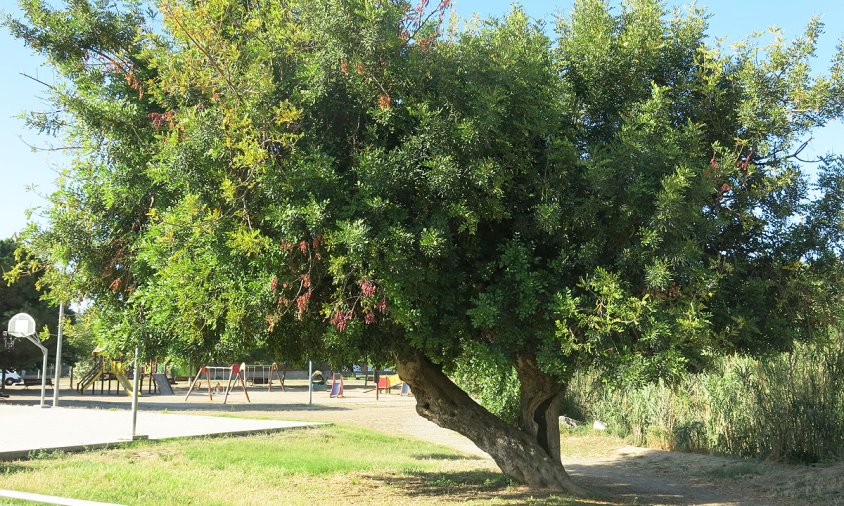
[244,362,285,391]
[184,363,251,404]
[183,362,287,403]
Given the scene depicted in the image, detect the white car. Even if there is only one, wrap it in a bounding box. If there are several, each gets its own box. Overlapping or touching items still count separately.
[3,370,22,386]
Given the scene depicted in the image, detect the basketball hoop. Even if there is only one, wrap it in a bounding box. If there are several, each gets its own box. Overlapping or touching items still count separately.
[6,313,48,408]
[8,313,37,338]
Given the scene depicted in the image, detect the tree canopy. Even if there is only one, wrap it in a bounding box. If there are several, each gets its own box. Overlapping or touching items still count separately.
[6,0,844,492]
[0,239,80,374]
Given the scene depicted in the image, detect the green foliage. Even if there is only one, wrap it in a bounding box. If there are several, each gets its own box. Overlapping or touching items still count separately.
[451,342,521,424]
[4,0,844,421]
[0,239,85,371]
[565,337,844,463]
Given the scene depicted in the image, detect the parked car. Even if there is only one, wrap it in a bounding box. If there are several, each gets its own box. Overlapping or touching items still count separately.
[3,370,22,386]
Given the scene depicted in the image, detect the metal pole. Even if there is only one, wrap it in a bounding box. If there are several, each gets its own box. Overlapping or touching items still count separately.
[52,303,65,407]
[131,347,140,438]
[40,347,48,408]
[23,335,49,408]
[308,360,312,406]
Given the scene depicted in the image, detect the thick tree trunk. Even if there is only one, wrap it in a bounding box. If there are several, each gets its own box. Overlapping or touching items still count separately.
[395,351,586,494]
[515,353,565,462]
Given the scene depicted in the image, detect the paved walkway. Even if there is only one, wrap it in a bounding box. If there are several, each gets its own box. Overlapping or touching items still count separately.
[0,405,321,460]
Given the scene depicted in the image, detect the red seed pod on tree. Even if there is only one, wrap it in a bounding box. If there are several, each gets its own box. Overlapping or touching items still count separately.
[364,311,377,325]
[296,291,311,320]
[360,279,376,297]
[375,297,388,314]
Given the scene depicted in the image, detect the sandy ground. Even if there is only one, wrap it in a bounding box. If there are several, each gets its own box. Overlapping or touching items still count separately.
[2,379,842,505]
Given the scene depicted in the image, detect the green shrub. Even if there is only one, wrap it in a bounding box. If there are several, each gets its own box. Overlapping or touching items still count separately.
[565,340,844,463]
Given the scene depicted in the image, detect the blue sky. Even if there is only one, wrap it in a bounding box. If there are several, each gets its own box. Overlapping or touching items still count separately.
[0,0,842,239]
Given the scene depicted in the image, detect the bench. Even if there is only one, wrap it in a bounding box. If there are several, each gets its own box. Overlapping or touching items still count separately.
[23,378,52,388]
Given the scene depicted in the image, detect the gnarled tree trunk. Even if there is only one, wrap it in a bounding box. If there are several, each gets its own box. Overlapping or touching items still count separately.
[395,350,586,494]
[515,353,566,463]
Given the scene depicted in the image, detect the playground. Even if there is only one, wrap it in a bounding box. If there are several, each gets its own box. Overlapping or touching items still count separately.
[3,372,415,409]
[0,374,425,458]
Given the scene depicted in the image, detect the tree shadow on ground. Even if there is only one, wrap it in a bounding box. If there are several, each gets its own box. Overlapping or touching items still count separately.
[366,469,620,505]
[410,452,482,462]
[370,458,784,505]
[563,460,778,506]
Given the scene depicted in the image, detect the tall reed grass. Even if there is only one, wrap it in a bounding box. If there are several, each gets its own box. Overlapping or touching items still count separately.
[564,340,844,463]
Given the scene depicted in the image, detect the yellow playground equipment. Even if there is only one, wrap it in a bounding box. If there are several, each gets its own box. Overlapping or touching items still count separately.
[76,352,136,397]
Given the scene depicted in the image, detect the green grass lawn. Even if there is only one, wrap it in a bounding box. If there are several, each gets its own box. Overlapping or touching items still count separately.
[0,426,599,506]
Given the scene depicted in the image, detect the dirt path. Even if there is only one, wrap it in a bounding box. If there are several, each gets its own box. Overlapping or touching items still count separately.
[7,382,843,505]
[214,389,841,506]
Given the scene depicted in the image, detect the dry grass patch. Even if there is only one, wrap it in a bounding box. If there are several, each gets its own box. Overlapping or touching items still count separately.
[560,431,628,459]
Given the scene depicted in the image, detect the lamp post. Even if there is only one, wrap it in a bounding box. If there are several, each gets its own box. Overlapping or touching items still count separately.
[131,346,142,439]
[52,303,65,407]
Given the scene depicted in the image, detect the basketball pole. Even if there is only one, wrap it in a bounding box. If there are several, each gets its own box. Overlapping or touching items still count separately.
[7,313,47,407]
[37,339,48,408]
[21,334,49,408]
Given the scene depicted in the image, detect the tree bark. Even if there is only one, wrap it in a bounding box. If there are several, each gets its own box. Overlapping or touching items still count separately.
[395,350,586,494]
[515,353,566,462]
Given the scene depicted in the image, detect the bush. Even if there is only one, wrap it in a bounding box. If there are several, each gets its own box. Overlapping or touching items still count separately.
[565,340,844,463]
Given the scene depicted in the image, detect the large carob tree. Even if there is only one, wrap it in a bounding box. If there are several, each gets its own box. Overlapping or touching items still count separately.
[6,0,844,493]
